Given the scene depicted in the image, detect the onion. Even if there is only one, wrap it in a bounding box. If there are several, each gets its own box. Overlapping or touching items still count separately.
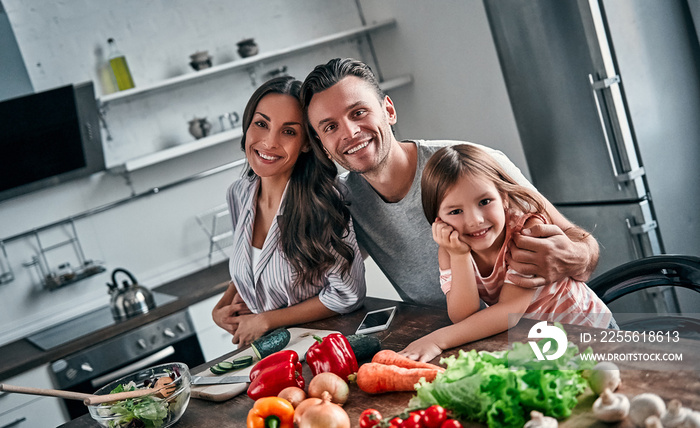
[297,391,350,428]
[294,397,323,425]
[307,372,349,405]
[277,386,306,408]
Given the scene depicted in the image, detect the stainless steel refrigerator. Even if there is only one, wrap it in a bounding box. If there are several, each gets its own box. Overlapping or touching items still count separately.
[484,0,700,313]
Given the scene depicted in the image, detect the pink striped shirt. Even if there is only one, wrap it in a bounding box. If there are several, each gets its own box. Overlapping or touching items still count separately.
[441,210,612,328]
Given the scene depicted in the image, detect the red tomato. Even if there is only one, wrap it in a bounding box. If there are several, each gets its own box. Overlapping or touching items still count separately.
[390,417,404,427]
[400,412,424,428]
[359,408,383,428]
[440,419,464,428]
[423,405,448,428]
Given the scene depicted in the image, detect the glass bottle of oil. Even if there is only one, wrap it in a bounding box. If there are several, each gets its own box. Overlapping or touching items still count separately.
[107,38,135,91]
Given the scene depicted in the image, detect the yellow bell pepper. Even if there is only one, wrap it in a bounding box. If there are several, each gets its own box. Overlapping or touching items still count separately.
[246,396,294,428]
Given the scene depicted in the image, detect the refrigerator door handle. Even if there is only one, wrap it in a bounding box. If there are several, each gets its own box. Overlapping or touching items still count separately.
[589,74,646,187]
[625,218,659,259]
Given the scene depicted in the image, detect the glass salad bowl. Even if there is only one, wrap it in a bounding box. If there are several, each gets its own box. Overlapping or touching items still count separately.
[87,362,191,428]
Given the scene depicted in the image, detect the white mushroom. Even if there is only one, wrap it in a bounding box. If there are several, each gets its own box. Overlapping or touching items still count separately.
[524,410,558,428]
[592,388,630,422]
[680,412,700,428]
[645,415,663,428]
[629,393,667,427]
[583,361,622,395]
[661,399,691,428]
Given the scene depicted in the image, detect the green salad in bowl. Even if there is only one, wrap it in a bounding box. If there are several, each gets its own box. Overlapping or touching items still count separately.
[87,362,191,428]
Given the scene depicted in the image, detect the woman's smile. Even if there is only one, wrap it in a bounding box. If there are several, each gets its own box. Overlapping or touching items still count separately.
[255,149,282,162]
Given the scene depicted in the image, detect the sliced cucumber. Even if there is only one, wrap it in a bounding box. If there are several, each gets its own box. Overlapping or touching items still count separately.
[217,361,235,371]
[209,365,229,375]
[208,355,254,375]
[232,355,253,369]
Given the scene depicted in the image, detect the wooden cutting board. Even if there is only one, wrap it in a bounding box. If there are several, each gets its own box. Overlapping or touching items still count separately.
[191,327,339,402]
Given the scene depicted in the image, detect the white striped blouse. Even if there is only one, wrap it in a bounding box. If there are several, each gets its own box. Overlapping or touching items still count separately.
[226,176,366,315]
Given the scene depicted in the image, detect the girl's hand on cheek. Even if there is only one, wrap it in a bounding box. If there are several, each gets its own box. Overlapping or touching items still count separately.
[448,230,471,255]
[433,219,470,256]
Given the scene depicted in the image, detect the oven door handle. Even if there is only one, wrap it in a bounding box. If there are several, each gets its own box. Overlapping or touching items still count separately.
[90,346,175,388]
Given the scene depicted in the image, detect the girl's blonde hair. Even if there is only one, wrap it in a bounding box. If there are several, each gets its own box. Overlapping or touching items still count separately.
[421,144,548,224]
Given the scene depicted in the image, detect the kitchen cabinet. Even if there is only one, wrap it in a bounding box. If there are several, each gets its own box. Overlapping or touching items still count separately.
[0,365,67,427]
[98,18,412,172]
[188,292,237,361]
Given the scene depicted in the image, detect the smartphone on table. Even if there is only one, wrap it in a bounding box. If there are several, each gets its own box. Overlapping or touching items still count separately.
[355,306,397,335]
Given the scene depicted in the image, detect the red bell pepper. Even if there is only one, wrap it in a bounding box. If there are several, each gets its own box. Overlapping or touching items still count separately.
[247,350,305,400]
[249,350,299,381]
[306,333,358,382]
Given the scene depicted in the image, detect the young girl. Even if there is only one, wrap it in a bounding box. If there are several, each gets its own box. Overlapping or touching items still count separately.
[212,76,365,346]
[400,144,614,362]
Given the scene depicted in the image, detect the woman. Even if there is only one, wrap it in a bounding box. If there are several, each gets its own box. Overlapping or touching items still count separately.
[212,76,365,346]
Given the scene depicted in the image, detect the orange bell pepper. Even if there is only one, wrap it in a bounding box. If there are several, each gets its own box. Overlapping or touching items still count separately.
[246,396,294,428]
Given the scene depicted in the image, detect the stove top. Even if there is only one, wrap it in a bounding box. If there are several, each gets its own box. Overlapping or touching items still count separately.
[26,291,177,351]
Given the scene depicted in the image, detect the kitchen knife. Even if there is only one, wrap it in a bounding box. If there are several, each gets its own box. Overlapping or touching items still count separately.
[191,375,249,385]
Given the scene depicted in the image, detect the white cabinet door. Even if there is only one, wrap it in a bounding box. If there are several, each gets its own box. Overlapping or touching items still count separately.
[0,397,67,428]
[0,365,68,427]
[188,293,238,361]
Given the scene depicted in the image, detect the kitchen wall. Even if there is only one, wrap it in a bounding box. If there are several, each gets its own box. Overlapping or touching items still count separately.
[0,1,32,99]
[0,0,527,346]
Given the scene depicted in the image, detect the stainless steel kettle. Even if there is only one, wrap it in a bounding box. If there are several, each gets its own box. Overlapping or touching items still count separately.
[107,268,155,321]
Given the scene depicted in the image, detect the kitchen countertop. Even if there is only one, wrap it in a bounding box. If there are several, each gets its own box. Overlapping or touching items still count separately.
[59,297,700,427]
[0,262,230,382]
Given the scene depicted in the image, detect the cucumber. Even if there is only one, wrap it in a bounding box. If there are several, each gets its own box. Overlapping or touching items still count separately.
[209,355,254,375]
[232,355,253,369]
[209,364,229,375]
[346,334,382,361]
[251,328,291,360]
[216,361,235,371]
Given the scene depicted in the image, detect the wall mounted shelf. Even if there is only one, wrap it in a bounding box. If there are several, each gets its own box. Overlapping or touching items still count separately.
[98,19,397,106]
[114,74,412,172]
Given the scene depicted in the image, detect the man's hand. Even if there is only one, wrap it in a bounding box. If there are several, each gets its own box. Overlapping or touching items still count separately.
[506,223,593,287]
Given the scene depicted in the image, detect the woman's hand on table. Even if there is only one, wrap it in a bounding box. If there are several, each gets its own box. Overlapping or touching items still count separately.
[398,335,444,363]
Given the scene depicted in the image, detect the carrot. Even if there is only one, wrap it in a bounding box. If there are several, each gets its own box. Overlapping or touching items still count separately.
[371,349,445,372]
[355,362,440,394]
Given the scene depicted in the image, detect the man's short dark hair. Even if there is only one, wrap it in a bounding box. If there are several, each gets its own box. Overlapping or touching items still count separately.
[300,58,384,111]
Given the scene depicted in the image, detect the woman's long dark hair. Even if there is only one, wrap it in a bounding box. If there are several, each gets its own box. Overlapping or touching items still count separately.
[240,76,354,288]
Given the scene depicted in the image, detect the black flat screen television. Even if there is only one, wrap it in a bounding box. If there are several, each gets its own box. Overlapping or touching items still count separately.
[0,82,105,203]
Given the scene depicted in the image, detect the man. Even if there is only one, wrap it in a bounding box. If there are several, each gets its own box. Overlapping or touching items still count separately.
[301,58,599,308]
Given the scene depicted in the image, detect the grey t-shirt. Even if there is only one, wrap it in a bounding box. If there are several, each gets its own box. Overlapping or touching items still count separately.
[340,139,534,308]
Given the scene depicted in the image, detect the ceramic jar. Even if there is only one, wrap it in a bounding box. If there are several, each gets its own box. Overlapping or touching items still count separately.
[237,39,259,58]
[189,51,212,71]
[188,118,212,139]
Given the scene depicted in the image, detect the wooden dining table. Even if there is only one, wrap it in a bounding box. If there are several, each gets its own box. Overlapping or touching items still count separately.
[61,297,700,427]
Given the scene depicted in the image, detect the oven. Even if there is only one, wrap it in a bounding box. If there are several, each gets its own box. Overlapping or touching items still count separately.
[29,297,205,420]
